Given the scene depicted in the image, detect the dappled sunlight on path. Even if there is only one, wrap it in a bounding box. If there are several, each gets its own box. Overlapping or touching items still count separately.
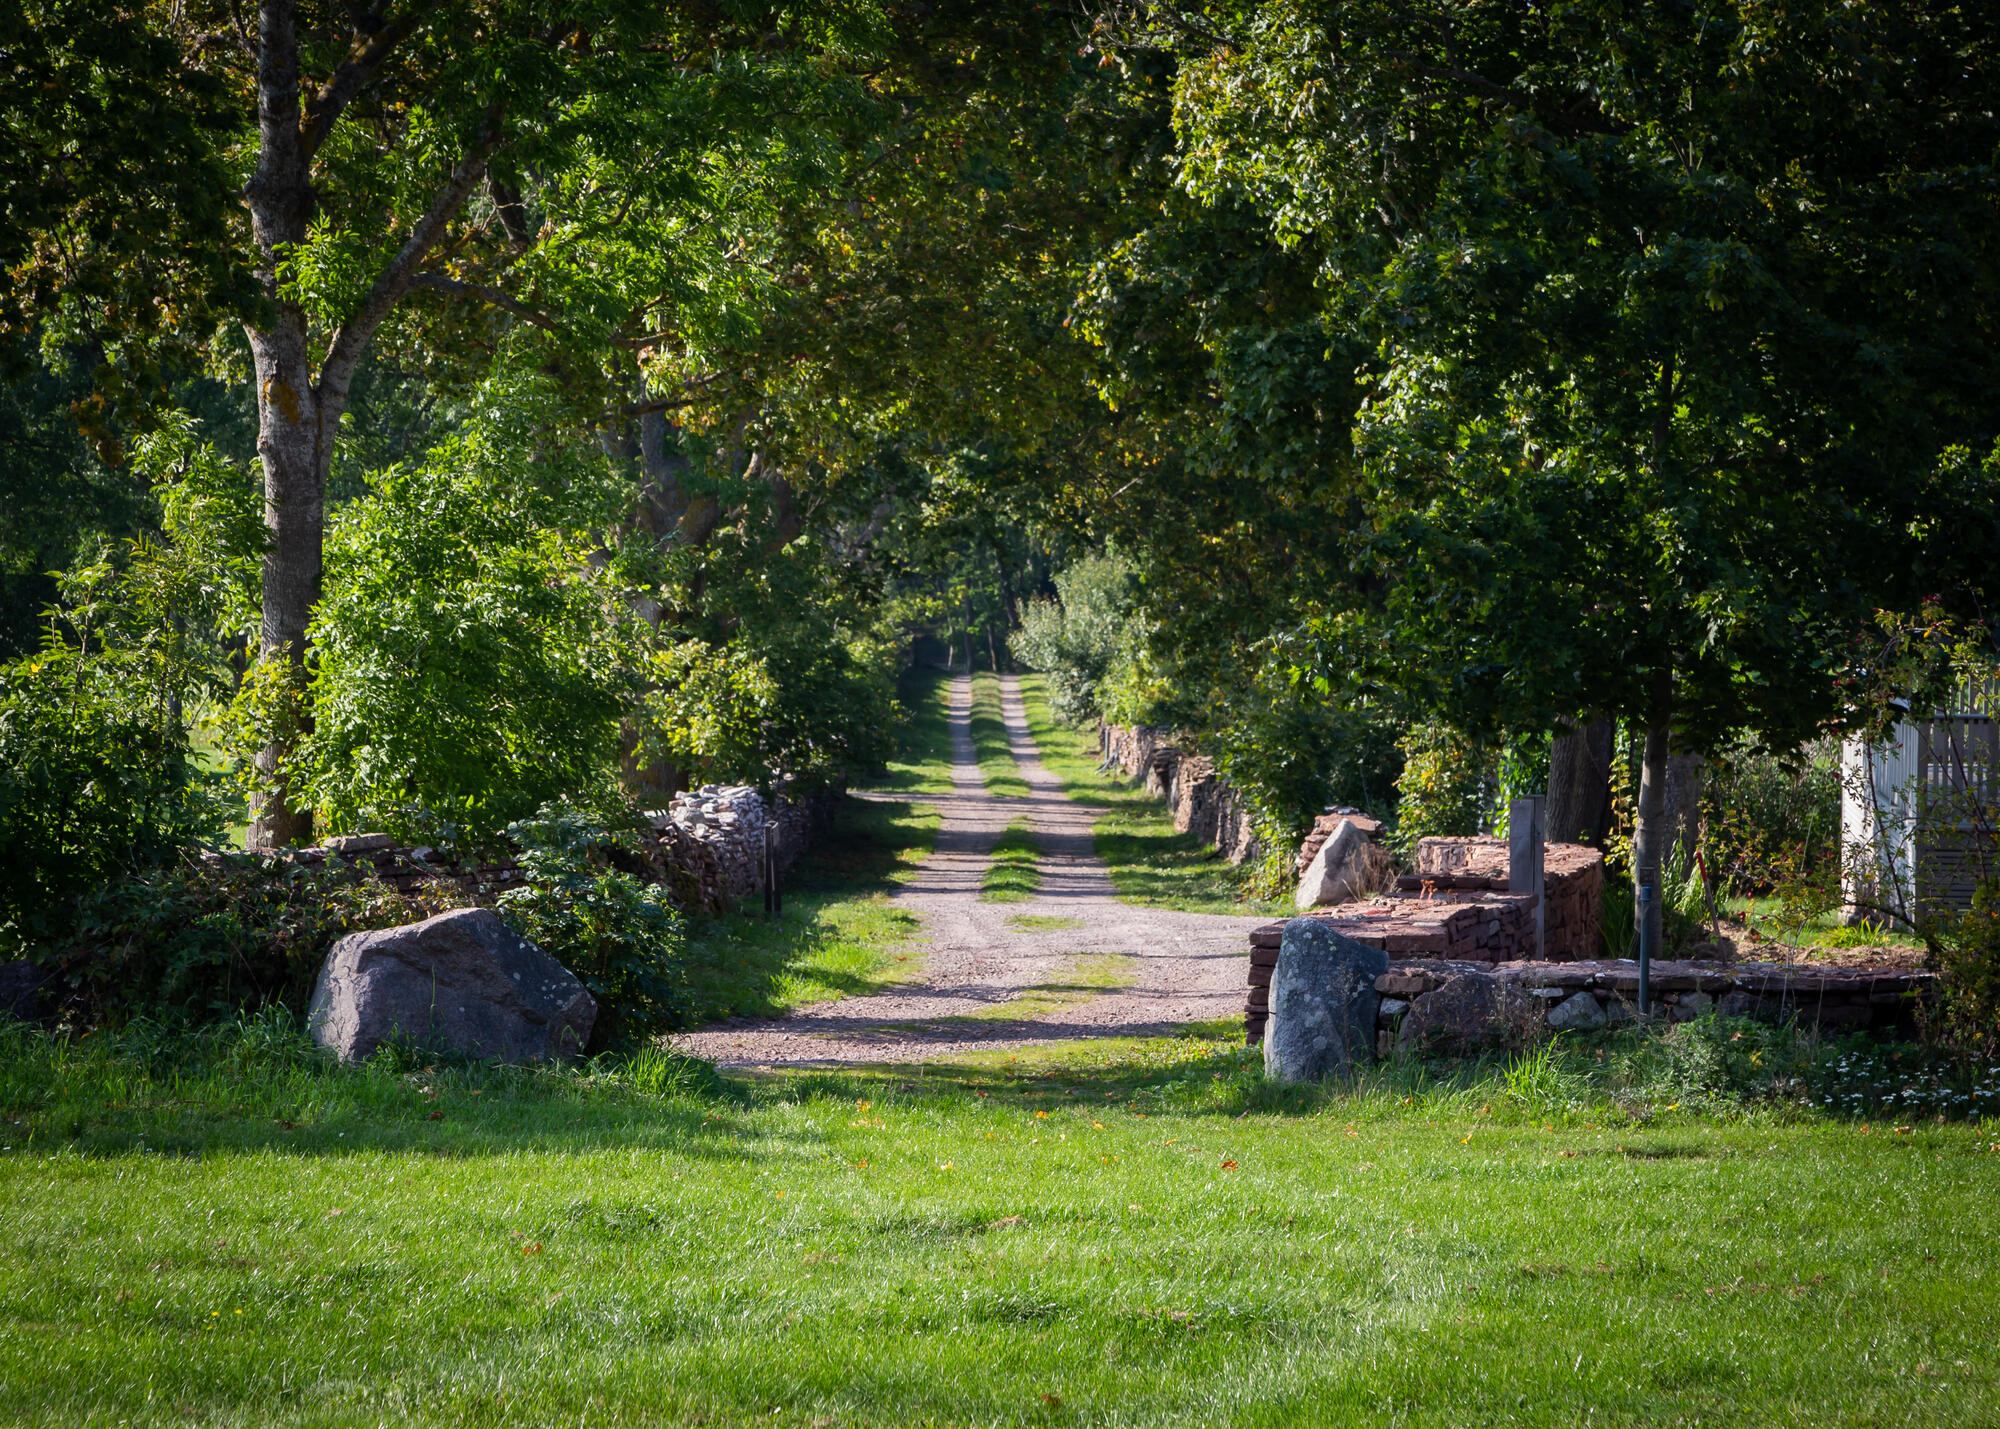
[670,674,1267,1067]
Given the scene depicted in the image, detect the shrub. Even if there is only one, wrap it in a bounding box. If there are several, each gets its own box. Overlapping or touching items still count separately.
[1390,722,1488,859]
[297,402,643,843]
[1703,736,1841,896]
[496,802,688,1046]
[0,418,256,953]
[1013,554,1141,723]
[37,854,451,1027]
[1922,878,2000,1058]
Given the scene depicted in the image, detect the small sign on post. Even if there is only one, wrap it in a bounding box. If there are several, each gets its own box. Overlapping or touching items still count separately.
[1508,795,1546,961]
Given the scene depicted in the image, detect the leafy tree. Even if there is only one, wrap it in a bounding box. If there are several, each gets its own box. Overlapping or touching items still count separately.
[296,382,644,840]
[14,0,898,846]
[1117,0,2000,944]
[1014,553,1141,722]
[0,420,259,952]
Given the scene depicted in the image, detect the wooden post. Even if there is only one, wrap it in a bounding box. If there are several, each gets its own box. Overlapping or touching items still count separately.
[762,822,774,919]
[1509,795,1546,960]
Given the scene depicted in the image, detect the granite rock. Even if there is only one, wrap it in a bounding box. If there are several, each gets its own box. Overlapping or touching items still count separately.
[307,908,596,1064]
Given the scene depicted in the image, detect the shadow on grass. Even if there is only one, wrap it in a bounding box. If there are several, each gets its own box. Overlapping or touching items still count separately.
[868,667,957,797]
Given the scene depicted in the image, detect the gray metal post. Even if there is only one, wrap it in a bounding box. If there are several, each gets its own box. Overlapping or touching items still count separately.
[763,822,774,919]
[1637,882,1655,1016]
[1508,795,1546,961]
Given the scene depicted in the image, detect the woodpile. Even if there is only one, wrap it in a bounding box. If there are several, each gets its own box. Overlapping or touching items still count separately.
[282,782,840,919]
[1099,723,1260,864]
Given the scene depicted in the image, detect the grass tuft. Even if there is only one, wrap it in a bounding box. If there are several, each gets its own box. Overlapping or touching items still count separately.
[969,670,1029,798]
[979,821,1041,903]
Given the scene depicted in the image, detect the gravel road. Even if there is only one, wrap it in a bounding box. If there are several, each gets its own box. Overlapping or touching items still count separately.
[670,674,1266,1068]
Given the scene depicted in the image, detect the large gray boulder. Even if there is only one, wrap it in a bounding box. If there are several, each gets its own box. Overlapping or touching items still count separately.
[1263,919,1387,1082]
[1293,819,1392,911]
[307,908,596,1064]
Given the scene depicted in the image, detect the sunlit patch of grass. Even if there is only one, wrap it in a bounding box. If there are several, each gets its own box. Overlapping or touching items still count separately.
[1015,674,1287,916]
[683,780,938,1023]
[1006,913,1084,932]
[873,666,957,798]
[979,821,1040,903]
[951,951,1137,1022]
[969,670,1029,798]
[1721,895,1926,953]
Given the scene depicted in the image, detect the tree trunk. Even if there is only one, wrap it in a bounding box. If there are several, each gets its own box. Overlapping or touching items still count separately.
[242,0,323,849]
[244,317,343,848]
[1630,672,1673,956]
[237,0,500,846]
[1664,753,1705,876]
[1547,716,1615,844]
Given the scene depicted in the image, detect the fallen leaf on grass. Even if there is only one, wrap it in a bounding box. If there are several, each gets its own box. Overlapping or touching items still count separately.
[520,1243,543,1256]
[426,1111,443,1121]
[1220,1160,1238,1170]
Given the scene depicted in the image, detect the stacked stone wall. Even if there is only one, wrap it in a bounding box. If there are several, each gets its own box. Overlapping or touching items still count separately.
[1247,946,1933,1050]
[1246,834,1606,1039]
[1100,723,1259,865]
[279,783,837,919]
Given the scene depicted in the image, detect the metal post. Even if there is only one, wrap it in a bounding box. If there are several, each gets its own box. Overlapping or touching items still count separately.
[1637,882,1655,1017]
[762,823,774,919]
[1508,795,1546,961]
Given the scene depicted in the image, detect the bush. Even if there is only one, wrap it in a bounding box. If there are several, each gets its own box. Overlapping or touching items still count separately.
[1390,722,1488,859]
[1922,878,2000,1058]
[37,854,451,1027]
[297,400,643,843]
[0,422,254,953]
[496,801,688,1046]
[1013,554,1141,723]
[1703,736,1841,896]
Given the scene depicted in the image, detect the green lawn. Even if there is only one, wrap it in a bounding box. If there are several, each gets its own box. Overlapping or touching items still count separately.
[1721,895,1928,955]
[970,670,1030,799]
[979,821,1041,903]
[870,667,959,799]
[4,1018,1998,1427]
[1015,674,1287,916]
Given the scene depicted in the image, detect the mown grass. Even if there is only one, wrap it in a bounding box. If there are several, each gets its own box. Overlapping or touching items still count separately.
[3,1015,1998,1427]
[866,666,959,799]
[969,669,1029,799]
[978,821,1041,904]
[1015,673,1287,916]
[680,671,950,1021]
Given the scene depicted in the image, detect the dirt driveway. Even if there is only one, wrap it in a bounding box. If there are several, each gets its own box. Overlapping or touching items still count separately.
[671,675,1266,1068]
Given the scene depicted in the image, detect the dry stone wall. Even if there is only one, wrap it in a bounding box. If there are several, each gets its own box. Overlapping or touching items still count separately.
[1247,945,1934,1052]
[1245,834,1606,1040]
[280,783,836,919]
[1099,723,1259,865]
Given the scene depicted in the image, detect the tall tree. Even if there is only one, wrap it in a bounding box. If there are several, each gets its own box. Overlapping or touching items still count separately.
[1119,0,2000,938]
[12,0,889,846]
